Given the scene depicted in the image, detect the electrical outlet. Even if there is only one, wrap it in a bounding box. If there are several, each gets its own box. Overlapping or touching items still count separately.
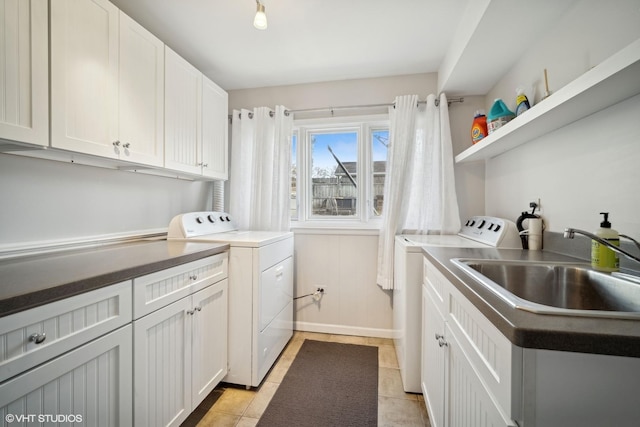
[529,198,542,215]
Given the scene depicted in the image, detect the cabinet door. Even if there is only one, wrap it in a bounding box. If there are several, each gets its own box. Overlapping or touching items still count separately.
[0,0,48,147]
[191,279,228,408]
[0,325,132,426]
[134,296,192,427]
[118,11,164,166]
[201,75,228,180]
[164,46,202,175]
[446,323,516,427]
[422,285,446,427]
[50,0,119,157]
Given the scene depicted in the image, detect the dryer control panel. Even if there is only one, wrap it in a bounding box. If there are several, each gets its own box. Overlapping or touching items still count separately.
[458,216,521,248]
[168,212,238,238]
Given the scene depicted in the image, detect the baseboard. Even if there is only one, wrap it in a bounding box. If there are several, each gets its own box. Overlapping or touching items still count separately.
[294,321,394,339]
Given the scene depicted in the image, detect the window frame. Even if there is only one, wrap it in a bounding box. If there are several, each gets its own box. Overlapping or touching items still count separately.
[292,114,389,229]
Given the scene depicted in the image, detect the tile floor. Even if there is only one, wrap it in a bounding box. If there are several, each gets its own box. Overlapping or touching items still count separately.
[188,331,431,426]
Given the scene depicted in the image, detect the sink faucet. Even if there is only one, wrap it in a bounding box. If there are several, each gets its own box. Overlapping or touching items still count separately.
[563,228,640,264]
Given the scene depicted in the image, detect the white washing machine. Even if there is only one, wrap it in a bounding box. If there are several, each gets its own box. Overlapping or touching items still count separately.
[393,216,521,393]
[168,212,294,388]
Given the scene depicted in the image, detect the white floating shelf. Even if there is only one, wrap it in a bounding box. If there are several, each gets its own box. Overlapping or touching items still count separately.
[455,38,640,163]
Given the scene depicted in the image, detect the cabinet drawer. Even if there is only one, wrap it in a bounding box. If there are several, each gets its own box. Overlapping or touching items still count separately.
[446,283,517,415]
[0,280,132,383]
[133,253,228,319]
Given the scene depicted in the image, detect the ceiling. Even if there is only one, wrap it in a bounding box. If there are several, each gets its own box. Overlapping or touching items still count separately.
[110,0,470,91]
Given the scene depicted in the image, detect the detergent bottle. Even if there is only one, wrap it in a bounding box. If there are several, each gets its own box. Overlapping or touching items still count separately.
[487,98,515,134]
[470,110,488,144]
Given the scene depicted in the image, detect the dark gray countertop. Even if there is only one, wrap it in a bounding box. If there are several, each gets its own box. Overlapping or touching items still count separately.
[0,240,229,318]
[423,247,640,358]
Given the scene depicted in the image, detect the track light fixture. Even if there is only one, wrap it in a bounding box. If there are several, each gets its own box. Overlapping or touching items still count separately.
[253,0,267,30]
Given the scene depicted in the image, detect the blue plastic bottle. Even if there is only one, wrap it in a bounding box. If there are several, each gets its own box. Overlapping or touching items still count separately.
[487,99,515,134]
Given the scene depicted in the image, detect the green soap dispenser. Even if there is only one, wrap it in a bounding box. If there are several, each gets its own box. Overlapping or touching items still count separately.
[591,212,620,272]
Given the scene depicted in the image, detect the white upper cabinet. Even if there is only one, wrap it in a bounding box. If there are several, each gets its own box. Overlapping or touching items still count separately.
[50,0,164,166]
[50,0,119,157]
[202,76,229,180]
[164,46,203,175]
[117,11,164,166]
[0,0,49,147]
[165,46,229,180]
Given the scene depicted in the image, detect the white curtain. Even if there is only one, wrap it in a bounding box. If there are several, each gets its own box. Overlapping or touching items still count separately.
[229,105,293,231]
[376,93,461,290]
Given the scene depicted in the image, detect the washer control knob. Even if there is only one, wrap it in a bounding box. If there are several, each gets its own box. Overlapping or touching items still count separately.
[219,215,225,221]
[478,220,486,228]
[226,216,231,221]
[196,216,204,224]
[207,215,216,223]
[494,224,502,232]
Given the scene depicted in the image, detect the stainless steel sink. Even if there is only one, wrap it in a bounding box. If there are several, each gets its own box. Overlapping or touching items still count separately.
[451,259,640,319]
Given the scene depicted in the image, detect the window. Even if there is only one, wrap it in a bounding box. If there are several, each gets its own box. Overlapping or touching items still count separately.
[291,116,388,225]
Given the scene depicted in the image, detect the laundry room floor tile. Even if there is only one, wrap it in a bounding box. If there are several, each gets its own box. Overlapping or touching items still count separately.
[184,331,431,427]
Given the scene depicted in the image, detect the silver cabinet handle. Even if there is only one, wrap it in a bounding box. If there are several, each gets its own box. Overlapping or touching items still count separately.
[202,163,208,168]
[123,142,130,149]
[112,140,120,147]
[187,306,202,315]
[29,332,46,344]
[435,333,448,347]
[189,275,198,281]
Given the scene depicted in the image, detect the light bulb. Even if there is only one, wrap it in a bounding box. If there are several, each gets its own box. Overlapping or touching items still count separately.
[254,2,267,30]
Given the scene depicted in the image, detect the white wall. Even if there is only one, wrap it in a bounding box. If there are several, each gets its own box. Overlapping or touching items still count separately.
[229,73,481,337]
[482,0,640,237]
[0,153,211,249]
[293,232,392,337]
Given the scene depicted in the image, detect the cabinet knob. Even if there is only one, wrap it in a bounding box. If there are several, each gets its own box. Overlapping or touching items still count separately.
[194,306,202,311]
[186,309,195,315]
[435,333,444,340]
[112,140,121,147]
[189,275,198,281]
[29,332,47,345]
[438,339,448,348]
[123,142,130,149]
[202,163,208,168]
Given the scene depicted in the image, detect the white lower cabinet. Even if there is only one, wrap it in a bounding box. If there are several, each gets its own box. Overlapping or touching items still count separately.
[422,258,517,427]
[422,256,640,427]
[446,324,514,427]
[133,256,228,427]
[421,286,446,427]
[0,325,133,426]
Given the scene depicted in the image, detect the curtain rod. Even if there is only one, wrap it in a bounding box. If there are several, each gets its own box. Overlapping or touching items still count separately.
[284,97,464,116]
[228,97,464,121]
